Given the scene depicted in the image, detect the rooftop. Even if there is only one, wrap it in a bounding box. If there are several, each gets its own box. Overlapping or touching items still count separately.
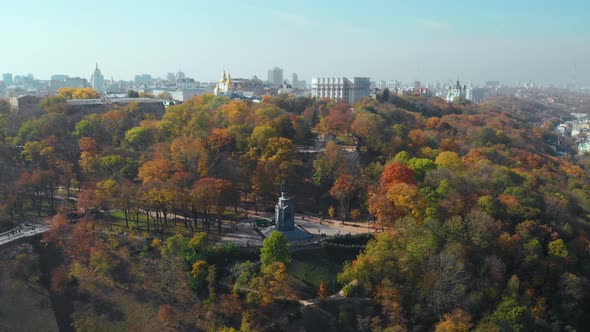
[66,97,167,106]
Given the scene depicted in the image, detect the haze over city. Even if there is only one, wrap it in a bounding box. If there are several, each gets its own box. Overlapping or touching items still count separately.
[1,0,589,86]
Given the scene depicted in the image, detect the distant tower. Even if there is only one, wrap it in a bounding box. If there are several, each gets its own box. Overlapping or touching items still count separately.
[2,73,13,85]
[292,73,299,89]
[176,69,185,80]
[90,63,105,93]
[268,67,283,87]
[214,69,235,96]
[571,63,578,90]
[275,180,295,231]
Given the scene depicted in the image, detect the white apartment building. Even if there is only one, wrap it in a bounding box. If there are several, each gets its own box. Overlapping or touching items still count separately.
[311,77,370,104]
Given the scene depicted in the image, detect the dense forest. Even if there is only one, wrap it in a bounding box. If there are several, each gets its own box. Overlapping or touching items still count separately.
[1,89,590,331]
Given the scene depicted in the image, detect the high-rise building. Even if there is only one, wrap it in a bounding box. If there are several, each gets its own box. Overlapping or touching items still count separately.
[268,67,283,86]
[2,73,12,85]
[176,70,185,80]
[51,74,69,81]
[311,77,371,104]
[49,75,88,90]
[466,87,487,103]
[135,74,153,84]
[65,77,88,88]
[167,72,176,81]
[291,73,299,89]
[90,63,105,93]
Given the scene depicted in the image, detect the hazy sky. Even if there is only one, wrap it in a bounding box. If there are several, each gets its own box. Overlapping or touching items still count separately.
[1,0,589,86]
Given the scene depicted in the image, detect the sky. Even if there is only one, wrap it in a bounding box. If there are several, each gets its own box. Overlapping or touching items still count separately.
[1,0,589,86]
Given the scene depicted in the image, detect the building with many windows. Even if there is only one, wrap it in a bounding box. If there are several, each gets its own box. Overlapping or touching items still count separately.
[267,67,283,87]
[48,75,88,92]
[2,73,13,85]
[310,77,371,104]
[90,63,105,94]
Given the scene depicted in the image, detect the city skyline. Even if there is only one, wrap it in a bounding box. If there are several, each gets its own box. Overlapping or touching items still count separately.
[1,0,589,85]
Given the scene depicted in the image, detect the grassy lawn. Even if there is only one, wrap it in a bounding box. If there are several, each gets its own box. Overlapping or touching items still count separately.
[96,210,246,241]
[103,211,196,238]
[335,135,356,146]
[287,247,361,297]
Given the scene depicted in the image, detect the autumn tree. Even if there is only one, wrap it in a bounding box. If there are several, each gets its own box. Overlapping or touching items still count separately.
[312,140,343,189]
[330,174,362,220]
[58,87,100,99]
[79,137,100,178]
[157,304,178,331]
[138,159,172,184]
[95,178,118,230]
[434,309,473,332]
[380,162,415,186]
[323,103,353,136]
[209,178,237,234]
[367,161,420,228]
[89,247,115,285]
[190,177,235,233]
[435,151,464,171]
[318,282,328,302]
[249,261,293,307]
[253,137,299,199]
[386,182,427,220]
[374,279,406,330]
[351,111,384,151]
[101,107,130,145]
[170,137,208,175]
[141,182,177,236]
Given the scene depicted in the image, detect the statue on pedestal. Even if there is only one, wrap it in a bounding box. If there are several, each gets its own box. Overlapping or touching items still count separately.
[275,180,294,231]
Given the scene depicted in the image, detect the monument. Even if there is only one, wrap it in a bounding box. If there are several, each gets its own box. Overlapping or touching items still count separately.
[261,180,311,241]
[275,180,295,231]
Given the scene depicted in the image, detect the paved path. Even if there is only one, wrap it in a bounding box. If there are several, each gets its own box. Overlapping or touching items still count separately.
[214,211,374,247]
[0,223,50,247]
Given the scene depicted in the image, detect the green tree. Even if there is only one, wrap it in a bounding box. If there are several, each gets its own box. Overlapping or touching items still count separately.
[89,248,116,285]
[250,125,277,149]
[127,90,139,98]
[260,231,291,268]
[491,297,529,332]
[12,253,44,295]
[124,126,149,150]
[435,151,463,171]
[408,157,436,180]
[548,239,568,258]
